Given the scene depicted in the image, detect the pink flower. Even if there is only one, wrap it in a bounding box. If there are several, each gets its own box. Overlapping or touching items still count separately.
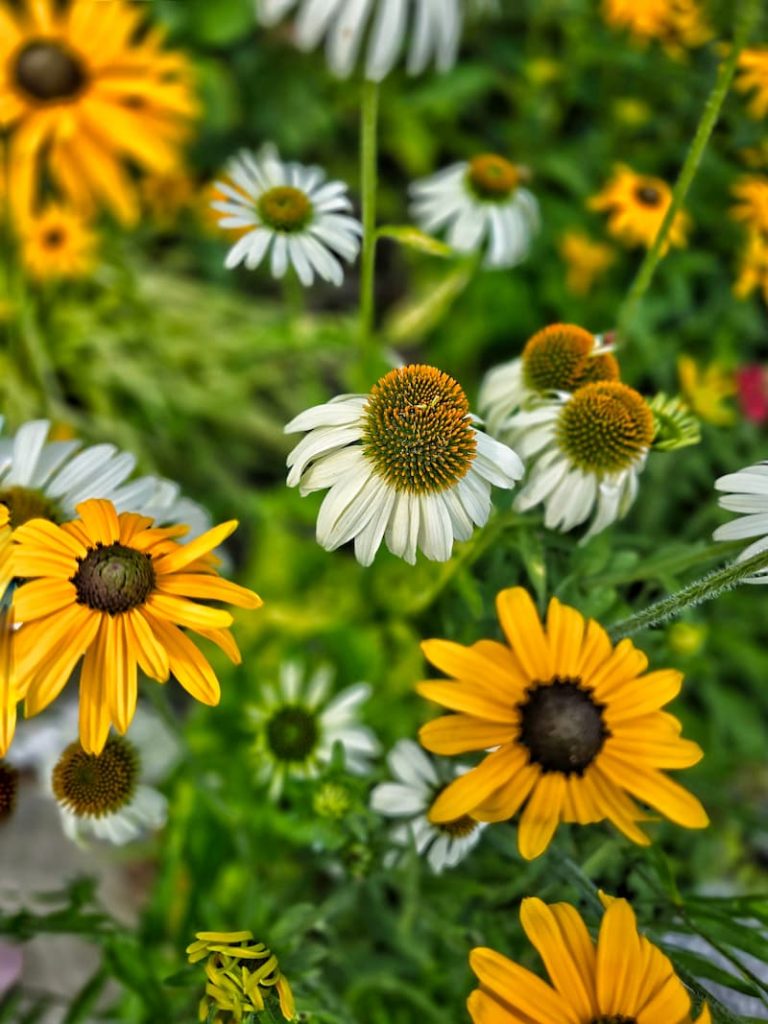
[737,365,768,424]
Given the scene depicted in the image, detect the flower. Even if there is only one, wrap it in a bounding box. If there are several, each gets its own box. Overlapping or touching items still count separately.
[418,587,708,860]
[248,662,379,799]
[285,365,523,565]
[20,203,96,281]
[187,931,296,1022]
[141,168,196,229]
[677,355,736,427]
[256,0,463,82]
[0,0,198,224]
[410,154,539,268]
[0,507,16,759]
[212,144,361,287]
[370,739,485,874]
[733,229,768,304]
[468,896,711,1024]
[713,462,768,582]
[0,759,18,823]
[11,498,262,755]
[735,49,768,120]
[558,230,615,295]
[589,165,690,252]
[601,0,712,53]
[508,381,655,539]
[736,365,768,425]
[731,176,768,234]
[478,324,620,438]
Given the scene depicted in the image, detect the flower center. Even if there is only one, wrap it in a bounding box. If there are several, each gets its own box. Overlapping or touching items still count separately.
[257,186,312,232]
[635,184,663,207]
[436,814,479,839]
[71,542,156,615]
[266,706,318,762]
[591,1018,637,1024]
[362,365,477,494]
[467,154,520,200]
[522,324,620,395]
[556,381,655,474]
[0,761,19,822]
[43,228,65,249]
[0,485,63,527]
[14,40,86,102]
[518,677,609,776]
[52,737,139,818]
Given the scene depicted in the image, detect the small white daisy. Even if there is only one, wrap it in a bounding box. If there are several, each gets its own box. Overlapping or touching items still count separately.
[510,381,655,539]
[714,462,768,582]
[370,739,484,874]
[212,144,361,287]
[248,662,380,799]
[410,153,539,268]
[285,364,523,566]
[257,0,463,82]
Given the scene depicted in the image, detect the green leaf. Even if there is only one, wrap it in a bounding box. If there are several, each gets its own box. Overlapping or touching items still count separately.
[665,947,761,997]
[376,226,454,259]
[61,969,109,1024]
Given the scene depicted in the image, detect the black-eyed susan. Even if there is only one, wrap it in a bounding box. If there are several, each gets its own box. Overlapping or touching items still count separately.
[589,165,690,252]
[0,0,197,224]
[469,896,710,1024]
[731,176,768,234]
[0,759,18,822]
[418,587,708,860]
[601,0,711,53]
[678,355,736,427]
[558,230,615,296]
[734,229,768,305]
[11,498,262,754]
[20,203,96,281]
[735,49,768,120]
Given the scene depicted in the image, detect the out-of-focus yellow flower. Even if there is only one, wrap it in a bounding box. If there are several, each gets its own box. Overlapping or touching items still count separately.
[197,178,251,240]
[612,97,653,127]
[20,204,97,281]
[524,58,561,86]
[734,229,768,304]
[589,165,690,252]
[141,168,196,230]
[735,48,768,120]
[677,355,736,427]
[668,621,708,657]
[602,0,712,56]
[739,141,768,171]
[558,230,615,295]
[731,176,768,234]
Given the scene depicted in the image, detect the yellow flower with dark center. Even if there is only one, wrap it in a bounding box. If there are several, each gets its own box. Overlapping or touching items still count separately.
[10,498,262,755]
[731,176,768,234]
[734,228,768,304]
[589,165,690,252]
[601,0,712,54]
[0,0,197,225]
[678,355,736,427]
[558,231,616,295]
[735,48,768,120]
[20,203,96,280]
[469,896,711,1024]
[418,587,708,860]
[522,324,619,396]
[0,759,18,822]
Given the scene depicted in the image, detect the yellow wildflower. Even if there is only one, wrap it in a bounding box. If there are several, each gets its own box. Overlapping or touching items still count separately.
[678,355,736,427]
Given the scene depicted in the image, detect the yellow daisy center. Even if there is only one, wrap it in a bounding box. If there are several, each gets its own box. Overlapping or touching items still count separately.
[258,186,312,232]
[0,485,63,527]
[362,365,477,494]
[634,184,663,208]
[467,154,520,200]
[556,381,655,473]
[0,761,19,822]
[518,678,609,776]
[522,324,620,394]
[52,737,139,818]
[14,40,86,102]
[72,542,156,614]
[266,706,318,762]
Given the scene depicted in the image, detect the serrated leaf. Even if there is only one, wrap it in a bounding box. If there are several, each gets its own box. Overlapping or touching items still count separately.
[377,226,454,258]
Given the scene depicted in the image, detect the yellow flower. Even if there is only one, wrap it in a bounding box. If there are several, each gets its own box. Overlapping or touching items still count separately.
[10,498,262,756]
[558,231,615,295]
[735,48,768,120]
[20,203,96,281]
[734,228,768,304]
[731,175,768,234]
[0,0,198,225]
[417,587,708,860]
[589,165,690,252]
[141,168,196,230]
[469,896,711,1024]
[677,355,736,427]
[601,0,712,54]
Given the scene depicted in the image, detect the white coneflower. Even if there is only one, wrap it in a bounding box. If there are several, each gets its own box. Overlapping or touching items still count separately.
[257,0,463,82]
[248,662,379,799]
[370,739,484,874]
[285,364,523,566]
[478,324,620,438]
[714,461,768,582]
[510,381,655,539]
[410,154,539,268]
[212,144,361,287]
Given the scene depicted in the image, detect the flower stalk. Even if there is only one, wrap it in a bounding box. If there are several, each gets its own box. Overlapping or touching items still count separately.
[358,79,380,375]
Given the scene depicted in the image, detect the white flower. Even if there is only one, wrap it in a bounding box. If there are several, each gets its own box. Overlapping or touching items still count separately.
[285,364,523,566]
[0,418,210,538]
[410,154,539,268]
[510,381,655,540]
[257,0,463,82]
[212,144,361,287]
[249,662,379,799]
[370,739,484,874]
[714,462,768,582]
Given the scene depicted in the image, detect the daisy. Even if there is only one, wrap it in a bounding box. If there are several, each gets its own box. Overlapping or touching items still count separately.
[370,739,485,874]
[285,365,523,565]
[733,229,768,304]
[558,230,615,296]
[257,0,463,82]
[601,0,711,52]
[248,662,379,799]
[469,896,711,1024]
[735,49,768,120]
[19,203,96,281]
[730,176,768,235]
[713,461,768,582]
[211,144,361,287]
[409,154,539,268]
[11,498,262,755]
[418,587,708,860]
[478,323,619,439]
[509,380,655,539]
[589,164,690,252]
[0,0,197,224]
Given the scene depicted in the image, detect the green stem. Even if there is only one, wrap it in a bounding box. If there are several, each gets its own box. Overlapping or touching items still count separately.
[609,546,768,641]
[615,0,759,341]
[358,79,380,377]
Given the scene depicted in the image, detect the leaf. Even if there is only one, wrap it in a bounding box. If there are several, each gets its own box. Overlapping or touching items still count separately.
[665,947,761,997]
[61,969,109,1024]
[376,226,454,258]
[385,263,475,345]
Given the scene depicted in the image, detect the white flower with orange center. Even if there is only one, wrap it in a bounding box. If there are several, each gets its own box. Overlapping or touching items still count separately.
[285,365,523,565]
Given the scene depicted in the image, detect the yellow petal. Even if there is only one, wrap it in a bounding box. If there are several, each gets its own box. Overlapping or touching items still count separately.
[124,608,170,681]
[428,745,519,821]
[496,588,551,682]
[141,608,221,705]
[152,520,238,575]
[545,598,586,678]
[416,681,518,723]
[517,772,566,860]
[12,579,77,622]
[155,572,262,609]
[599,754,709,829]
[75,498,120,545]
[146,592,233,631]
[78,620,111,755]
[520,899,598,1020]
[469,948,576,1024]
[419,714,518,755]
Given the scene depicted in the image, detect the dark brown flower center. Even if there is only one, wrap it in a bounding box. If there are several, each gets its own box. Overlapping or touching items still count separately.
[591,1018,637,1024]
[0,485,63,527]
[0,760,19,823]
[518,677,609,775]
[52,738,139,818]
[436,814,479,838]
[266,706,318,762]
[635,185,662,207]
[43,228,65,248]
[14,40,86,102]
[467,154,520,200]
[257,186,312,232]
[71,542,155,614]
